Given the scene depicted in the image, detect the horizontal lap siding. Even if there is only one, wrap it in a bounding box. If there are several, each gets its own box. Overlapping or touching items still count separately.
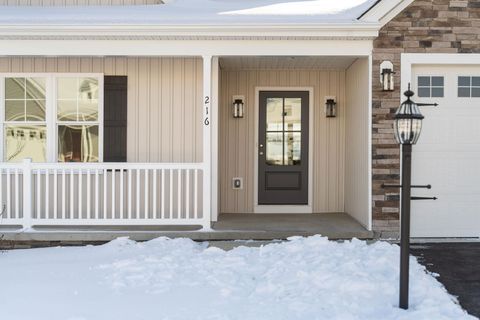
[0,0,160,5]
[0,57,203,163]
[219,69,345,213]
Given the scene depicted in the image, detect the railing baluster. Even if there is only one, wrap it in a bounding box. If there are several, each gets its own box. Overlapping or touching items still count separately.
[14,169,19,219]
[103,168,107,219]
[37,169,41,219]
[95,169,99,220]
[136,169,140,219]
[161,169,165,220]
[128,169,132,220]
[186,169,190,220]
[70,169,74,219]
[153,169,157,219]
[45,169,49,219]
[120,169,124,219]
[87,169,91,220]
[78,169,82,219]
[169,169,173,219]
[144,169,149,220]
[62,170,66,220]
[111,169,116,219]
[178,169,182,219]
[6,169,11,219]
[194,169,198,219]
[54,169,58,219]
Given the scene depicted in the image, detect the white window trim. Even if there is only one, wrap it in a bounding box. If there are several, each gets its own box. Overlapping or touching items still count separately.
[0,73,104,163]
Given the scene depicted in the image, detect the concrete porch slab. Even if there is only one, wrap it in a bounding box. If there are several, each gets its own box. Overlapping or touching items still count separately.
[0,212,373,248]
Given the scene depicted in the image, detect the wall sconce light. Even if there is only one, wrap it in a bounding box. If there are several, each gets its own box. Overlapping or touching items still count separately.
[380,60,395,91]
[325,96,337,118]
[232,95,245,118]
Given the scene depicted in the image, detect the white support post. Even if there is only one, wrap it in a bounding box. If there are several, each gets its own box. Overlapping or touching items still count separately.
[22,158,33,229]
[202,55,213,230]
[211,56,220,222]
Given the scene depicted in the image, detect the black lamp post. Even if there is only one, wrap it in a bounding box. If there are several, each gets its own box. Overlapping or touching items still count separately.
[392,84,437,309]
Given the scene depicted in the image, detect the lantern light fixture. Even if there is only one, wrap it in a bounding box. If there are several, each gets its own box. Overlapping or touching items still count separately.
[232,95,245,118]
[393,85,424,145]
[325,96,337,118]
[380,60,395,91]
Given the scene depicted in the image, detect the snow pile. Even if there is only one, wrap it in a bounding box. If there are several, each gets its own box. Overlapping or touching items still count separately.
[0,236,474,320]
[0,0,378,25]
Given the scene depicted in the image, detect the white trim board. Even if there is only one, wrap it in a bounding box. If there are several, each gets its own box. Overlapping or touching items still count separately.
[253,87,314,214]
[0,40,374,57]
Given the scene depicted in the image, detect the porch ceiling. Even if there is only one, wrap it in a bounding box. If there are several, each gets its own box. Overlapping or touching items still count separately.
[219,56,358,70]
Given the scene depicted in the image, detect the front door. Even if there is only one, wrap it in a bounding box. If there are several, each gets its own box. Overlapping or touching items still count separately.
[258,91,309,205]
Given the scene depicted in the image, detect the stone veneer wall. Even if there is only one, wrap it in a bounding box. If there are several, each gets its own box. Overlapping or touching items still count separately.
[372,0,480,237]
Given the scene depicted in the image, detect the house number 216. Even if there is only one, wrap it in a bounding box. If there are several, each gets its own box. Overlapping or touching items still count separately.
[204,96,210,126]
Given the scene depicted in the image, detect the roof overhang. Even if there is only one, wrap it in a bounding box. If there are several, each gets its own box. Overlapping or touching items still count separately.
[0,23,381,40]
[359,0,414,26]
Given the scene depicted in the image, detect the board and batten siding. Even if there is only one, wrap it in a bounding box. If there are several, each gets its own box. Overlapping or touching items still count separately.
[0,57,203,163]
[219,69,346,214]
[0,0,160,5]
[345,58,370,228]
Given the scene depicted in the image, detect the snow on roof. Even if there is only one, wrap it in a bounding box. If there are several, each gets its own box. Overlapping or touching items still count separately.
[0,0,379,25]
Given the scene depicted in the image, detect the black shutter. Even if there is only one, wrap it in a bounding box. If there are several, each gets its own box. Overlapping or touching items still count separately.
[103,76,127,162]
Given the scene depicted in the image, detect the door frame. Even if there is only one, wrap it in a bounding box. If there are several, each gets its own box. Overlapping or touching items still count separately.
[253,87,314,214]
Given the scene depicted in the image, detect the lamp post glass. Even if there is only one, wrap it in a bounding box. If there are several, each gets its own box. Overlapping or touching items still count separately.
[394,87,424,145]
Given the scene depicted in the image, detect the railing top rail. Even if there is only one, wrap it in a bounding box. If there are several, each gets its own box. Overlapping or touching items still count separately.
[1,162,204,170]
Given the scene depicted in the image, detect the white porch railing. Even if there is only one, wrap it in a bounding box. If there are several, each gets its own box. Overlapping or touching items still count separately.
[0,159,208,229]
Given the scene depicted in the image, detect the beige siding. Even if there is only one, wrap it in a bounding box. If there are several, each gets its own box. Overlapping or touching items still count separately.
[345,58,370,228]
[0,0,161,5]
[0,56,203,163]
[219,69,345,213]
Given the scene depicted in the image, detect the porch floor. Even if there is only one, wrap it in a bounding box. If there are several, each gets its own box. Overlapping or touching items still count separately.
[0,213,373,247]
[213,213,373,240]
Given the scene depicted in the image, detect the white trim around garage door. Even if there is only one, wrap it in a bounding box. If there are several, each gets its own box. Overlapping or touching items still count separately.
[401,53,480,94]
[253,87,314,214]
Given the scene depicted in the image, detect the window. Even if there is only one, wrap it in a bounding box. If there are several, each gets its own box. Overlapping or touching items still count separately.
[3,77,47,162]
[1,74,103,163]
[56,77,99,162]
[458,76,480,98]
[417,76,444,98]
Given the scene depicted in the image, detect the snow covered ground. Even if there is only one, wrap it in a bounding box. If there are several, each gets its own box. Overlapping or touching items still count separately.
[0,236,475,320]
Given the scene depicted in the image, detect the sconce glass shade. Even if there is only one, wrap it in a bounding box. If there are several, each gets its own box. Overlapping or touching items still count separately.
[394,87,424,145]
[325,99,337,118]
[381,68,395,91]
[233,99,244,118]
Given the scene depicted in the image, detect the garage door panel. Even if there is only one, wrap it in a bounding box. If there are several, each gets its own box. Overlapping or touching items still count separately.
[411,64,480,238]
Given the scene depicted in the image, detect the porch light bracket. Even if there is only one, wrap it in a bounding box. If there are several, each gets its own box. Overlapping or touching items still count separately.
[411,196,438,201]
[382,184,431,189]
[380,60,395,91]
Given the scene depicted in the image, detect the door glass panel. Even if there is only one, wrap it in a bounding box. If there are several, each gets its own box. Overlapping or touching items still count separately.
[284,132,301,165]
[5,100,25,121]
[266,132,283,165]
[266,98,283,131]
[284,98,301,131]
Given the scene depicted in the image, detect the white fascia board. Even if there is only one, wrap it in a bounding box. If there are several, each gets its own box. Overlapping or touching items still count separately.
[360,0,414,27]
[0,39,374,57]
[0,23,381,39]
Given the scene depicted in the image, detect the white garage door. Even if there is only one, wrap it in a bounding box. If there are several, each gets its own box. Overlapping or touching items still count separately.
[411,65,480,238]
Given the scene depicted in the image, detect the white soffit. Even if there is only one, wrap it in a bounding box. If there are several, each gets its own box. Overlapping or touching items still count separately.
[219,56,359,70]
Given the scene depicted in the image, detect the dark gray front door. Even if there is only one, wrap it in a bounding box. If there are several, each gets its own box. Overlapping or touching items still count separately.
[258,91,309,205]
